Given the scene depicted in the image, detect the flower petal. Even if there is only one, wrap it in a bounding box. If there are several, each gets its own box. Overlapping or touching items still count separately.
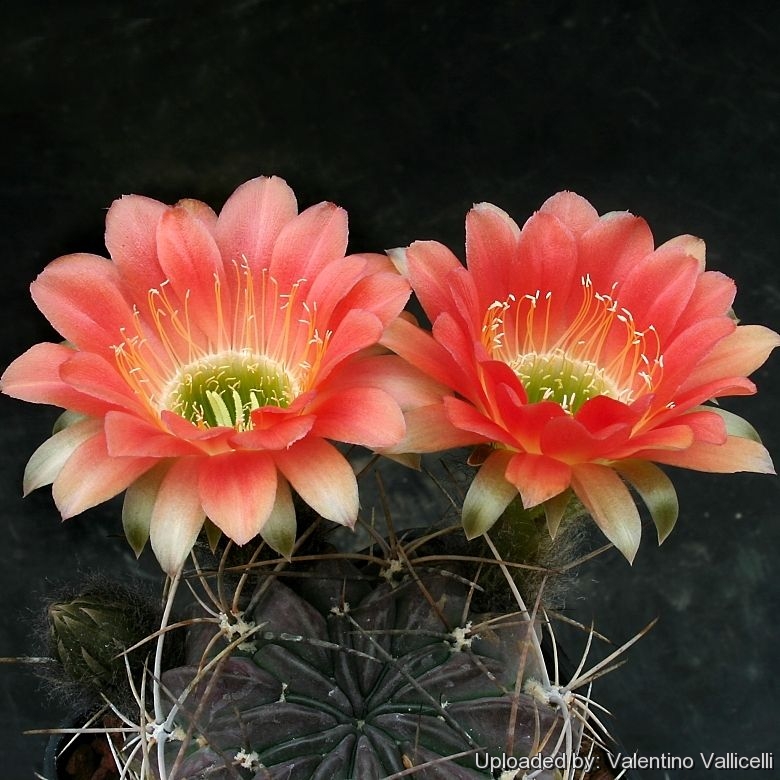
[59,351,144,414]
[680,324,780,393]
[23,417,103,495]
[504,451,572,509]
[105,411,200,457]
[150,458,206,574]
[233,413,315,451]
[571,463,642,563]
[52,432,155,519]
[384,403,482,454]
[539,191,599,238]
[404,240,464,324]
[199,452,277,545]
[462,449,518,539]
[310,387,406,449]
[466,202,520,308]
[1,343,115,417]
[642,435,775,474]
[269,201,348,291]
[443,396,516,448]
[105,194,168,303]
[30,253,134,355]
[215,176,298,272]
[155,204,225,340]
[274,437,358,527]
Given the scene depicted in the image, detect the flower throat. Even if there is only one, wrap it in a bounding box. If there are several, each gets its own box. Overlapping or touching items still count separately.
[113,263,329,430]
[481,274,663,413]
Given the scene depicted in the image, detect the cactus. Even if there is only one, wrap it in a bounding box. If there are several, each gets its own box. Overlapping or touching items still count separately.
[40,463,624,780]
[156,561,563,778]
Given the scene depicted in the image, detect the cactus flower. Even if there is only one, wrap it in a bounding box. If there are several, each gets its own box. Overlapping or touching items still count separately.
[383,192,779,561]
[2,177,431,573]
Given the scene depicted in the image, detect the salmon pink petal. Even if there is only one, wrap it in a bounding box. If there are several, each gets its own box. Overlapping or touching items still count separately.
[30,253,135,356]
[384,403,485,454]
[673,408,727,445]
[432,313,483,384]
[381,317,464,393]
[269,201,348,291]
[150,458,206,574]
[571,463,642,562]
[466,202,520,308]
[23,418,103,496]
[539,191,600,238]
[642,435,775,474]
[1,343,114,417]
[540,416,631,464]
[329,269,411,330]
[679,325,780,393]
[156,205,225,340]
[578,212,655,290]
[513,210,578,308]
[303,256,370,322]
[505,452,572,509]
[232,413,315,450]
[319,354,449,410]
[617,424,695,455]
[443,396,517,448]
[215,176,298,271]
[462,449,518,539]
[52,432,155,520]
[618,253,701,340]
[274,438,358,527]
[655,317,736,397]
[199,452,277,545]
[315,310,384,382]
[310,387,405,449]
[105,411,200,457]
[404,240,464,324]
[59,352,145,414]
[575,394,649,433]
[670,271,735,336]
[105,194,168,302]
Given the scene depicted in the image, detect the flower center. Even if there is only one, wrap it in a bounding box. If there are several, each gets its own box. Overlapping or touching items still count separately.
[165,350,298,430]
[113,262,330,430]
[509,348,622,413]
[482,275,663,413]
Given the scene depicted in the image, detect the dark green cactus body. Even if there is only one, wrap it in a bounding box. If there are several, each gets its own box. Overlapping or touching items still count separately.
[159,565,564,779]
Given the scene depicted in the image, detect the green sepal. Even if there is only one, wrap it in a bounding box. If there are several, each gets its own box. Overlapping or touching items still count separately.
[462,450,518,539]
[203,517,222,553]
[260,477,297,559]
[122,462,169,557]
[543,489,572,539]
[614,460,679,544]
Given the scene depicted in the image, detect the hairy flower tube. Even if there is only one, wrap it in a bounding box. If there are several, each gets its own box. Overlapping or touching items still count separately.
[2,176,438,573]
[383,192,779,561]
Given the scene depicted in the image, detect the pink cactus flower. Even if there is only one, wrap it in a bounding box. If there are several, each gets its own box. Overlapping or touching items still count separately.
[383,192,779,561]
[2,177,432,573]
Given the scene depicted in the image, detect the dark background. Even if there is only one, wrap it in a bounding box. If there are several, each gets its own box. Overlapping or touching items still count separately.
[2,2,779,777]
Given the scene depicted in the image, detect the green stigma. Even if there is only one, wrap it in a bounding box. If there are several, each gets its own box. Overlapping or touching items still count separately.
[166,351,297,429]
[510,348,622,413]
